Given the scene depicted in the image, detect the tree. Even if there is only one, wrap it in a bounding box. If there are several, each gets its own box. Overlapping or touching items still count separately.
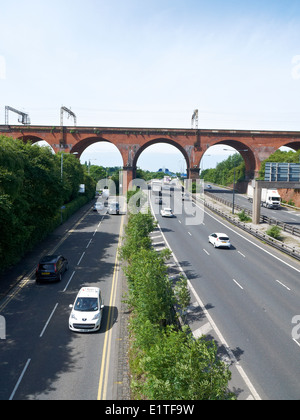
[0,136,96,272]
[201,153,245,186]
[120,211,157,262]
[174,275,191,323]
[121,211,235,400]
[135,326,234,400]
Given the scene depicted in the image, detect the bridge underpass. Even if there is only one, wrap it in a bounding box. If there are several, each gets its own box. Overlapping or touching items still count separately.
[252,181,300,224]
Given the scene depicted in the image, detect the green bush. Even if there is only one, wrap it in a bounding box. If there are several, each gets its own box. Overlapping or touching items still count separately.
[266,225,282,240]
[237,210,251,222]
[121,211,235,400]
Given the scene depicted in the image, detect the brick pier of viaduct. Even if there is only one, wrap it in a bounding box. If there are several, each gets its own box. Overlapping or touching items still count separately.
[1,125,300,189]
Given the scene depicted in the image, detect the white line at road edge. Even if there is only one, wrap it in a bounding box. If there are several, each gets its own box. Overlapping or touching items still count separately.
[149,197,262,400]
[202,204,300,274]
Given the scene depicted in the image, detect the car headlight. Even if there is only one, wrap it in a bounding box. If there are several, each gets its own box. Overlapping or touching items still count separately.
[92,312,100,320]
[71,313,78,320]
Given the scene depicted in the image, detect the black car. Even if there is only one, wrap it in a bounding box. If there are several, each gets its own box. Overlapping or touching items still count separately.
[36,255,69,283]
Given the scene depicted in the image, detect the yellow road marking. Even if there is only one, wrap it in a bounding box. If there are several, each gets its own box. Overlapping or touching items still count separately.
[0,206,93,313]
[97,214,124,400]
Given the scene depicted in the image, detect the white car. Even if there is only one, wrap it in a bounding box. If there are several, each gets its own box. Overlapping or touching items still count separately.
[108,201,120,214]
[208,232,231,249]
[69,287,104,333]
[160,207,174,217]
[93,201,104,212]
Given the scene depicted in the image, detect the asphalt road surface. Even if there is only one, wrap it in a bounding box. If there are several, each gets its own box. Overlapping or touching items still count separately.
[206,184,300,227]
[153,185,300,400]
[0,201,125,400]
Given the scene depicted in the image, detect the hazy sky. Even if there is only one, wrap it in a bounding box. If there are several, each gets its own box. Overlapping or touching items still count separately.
[1,0,300,171]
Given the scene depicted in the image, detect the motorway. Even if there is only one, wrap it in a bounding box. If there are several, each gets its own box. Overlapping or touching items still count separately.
[0,201,124,400]
[207,184,300,227]
[1,185,300,400]
[153,184,300,400]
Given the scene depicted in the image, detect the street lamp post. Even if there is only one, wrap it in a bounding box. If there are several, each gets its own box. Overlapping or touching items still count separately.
[222,148,248,214]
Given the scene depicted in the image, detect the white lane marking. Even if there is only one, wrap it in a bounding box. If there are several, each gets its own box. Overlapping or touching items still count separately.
[9,358,31,400]
[77,251,85,266]
[149,198,261,400]
[39,303,58,338]
[203,248,210,256]
[193,322,212,339]
[233,279,244,290]
[276,280,291,291]
[292,338,300,348]
[238,251,246,258]
[201,205,300,275]
[63,270,76,292]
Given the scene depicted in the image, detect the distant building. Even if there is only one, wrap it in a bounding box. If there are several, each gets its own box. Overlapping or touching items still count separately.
[158,168,175,176]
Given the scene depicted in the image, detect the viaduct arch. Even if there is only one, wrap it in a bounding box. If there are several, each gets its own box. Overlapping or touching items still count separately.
[1,125,300,188]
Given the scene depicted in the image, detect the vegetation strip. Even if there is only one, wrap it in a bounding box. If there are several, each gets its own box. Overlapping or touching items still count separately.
[120,195,235,400]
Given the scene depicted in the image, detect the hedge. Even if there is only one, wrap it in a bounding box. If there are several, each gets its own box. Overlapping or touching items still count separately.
[120,209,235,400]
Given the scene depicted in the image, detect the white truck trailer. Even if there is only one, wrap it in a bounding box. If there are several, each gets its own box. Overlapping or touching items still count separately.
[247,185,281,209]
[151,180,162,194]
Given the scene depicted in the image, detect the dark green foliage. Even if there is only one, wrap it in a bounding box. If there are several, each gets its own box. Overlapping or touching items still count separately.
[0,136,96,271]
[266,225,282,241]
[201,153,245,186]
[237,210,251,222]
[121,211,235,400]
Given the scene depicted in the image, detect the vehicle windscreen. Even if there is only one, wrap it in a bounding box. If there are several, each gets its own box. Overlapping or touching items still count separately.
[39,264,55,271]
[74,297,98,312]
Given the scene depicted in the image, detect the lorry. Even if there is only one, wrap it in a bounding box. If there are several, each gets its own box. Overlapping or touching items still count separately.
[163,176,171,184]
[151,180,162,194]
[247,185,281,209]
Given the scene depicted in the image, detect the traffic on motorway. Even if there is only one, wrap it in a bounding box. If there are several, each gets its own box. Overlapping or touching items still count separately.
[1,176,300,400]
[0,197,124,400]
[149,178,300,400]
[206,183,300,228]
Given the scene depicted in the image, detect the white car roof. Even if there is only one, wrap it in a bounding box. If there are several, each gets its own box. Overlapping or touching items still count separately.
[77,287,100,298]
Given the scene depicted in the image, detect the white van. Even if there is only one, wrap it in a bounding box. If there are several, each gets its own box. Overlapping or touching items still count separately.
[108,201,120,214]
[69,287,104,333]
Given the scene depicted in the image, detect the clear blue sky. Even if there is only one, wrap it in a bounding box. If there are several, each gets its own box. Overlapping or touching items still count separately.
[1,0,300,171]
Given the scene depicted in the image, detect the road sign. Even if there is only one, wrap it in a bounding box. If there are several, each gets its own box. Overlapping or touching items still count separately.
[265,162,300,182]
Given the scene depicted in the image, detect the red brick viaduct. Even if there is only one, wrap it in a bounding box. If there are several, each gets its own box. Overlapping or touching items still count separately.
[1,125,300,190]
